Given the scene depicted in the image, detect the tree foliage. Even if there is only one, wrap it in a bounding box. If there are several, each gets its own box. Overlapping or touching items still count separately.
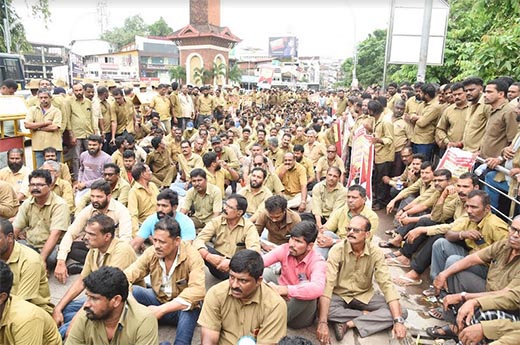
[101,15,174,50]
[193,66,213,85]
[169,65,186,84]
[340,1,520,86]
[228,64,242,85]
[0,0,51,53]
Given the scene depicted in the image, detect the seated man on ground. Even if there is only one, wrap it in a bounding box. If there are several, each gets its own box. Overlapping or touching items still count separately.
[263,221,327,329]
[311,166,347,230]
[276,152,309,212]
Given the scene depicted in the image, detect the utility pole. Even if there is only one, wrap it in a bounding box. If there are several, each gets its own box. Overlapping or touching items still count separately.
[417,0,433,82]
[3,0,11,53]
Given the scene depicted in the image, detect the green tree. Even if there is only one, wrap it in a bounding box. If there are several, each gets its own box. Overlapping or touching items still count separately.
[212,61,226,85]
[227,64,242,85]
[0,0,51,53]
[169,65,186,84]
[193,66,212,85]
[101,15,148,50]
[148,17,173,36]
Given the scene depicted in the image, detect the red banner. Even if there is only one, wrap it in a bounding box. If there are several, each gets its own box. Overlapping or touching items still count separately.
[347,127,374,204]
[437,147,476,178]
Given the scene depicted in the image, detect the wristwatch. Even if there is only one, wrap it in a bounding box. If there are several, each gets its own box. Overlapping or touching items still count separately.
[460,291,467,302]
[393,316,406,324]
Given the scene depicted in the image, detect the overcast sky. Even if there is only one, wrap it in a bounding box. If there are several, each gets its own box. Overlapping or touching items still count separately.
[13,0,391,59]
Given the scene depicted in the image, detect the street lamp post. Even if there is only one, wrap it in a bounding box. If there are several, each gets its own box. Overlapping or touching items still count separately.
[2,0,12,53]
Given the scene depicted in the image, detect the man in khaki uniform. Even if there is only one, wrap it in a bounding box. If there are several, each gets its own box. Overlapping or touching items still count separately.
[391,100,412,176]
[169,82,185,129]
[315,145,346,184]
[0,181,19,219]
[239,167,272,221]
[0,218,53,314]
[199,250,287,344]
[65,266,158,345]
[462,77,491,153]
[146,137,176,188]
[149,84,172,133]
[303,129,327,165]
[24,88,62,168]
[52,214,137,338]
[0,261,61,345]
[312,167,347,230]
[196,86,216,127]
[0,148,29,200]
[435,83,468,155]
[276,152,308,211]
[111,87,136,138]
[128,163,159,236]
[125,217,204,344]
[194,194,260,280]
[180,168,222,229]
[13,170,69,271]
[92,86,116,153]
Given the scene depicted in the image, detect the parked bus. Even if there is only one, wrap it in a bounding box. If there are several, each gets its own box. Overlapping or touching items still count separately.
[0,53,25,89]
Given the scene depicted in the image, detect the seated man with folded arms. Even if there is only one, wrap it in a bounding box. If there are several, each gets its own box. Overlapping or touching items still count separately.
[52,214,136,338]
[0,261,61,345]
[54,180,132,283]
[124,217,205,345]
[238,167,272,221]
[263,221,327,329]
[316,215,407,343]
[130,188,195,252]
[311,166,347,230]
[316,185,378,259]
[194,194,260,280]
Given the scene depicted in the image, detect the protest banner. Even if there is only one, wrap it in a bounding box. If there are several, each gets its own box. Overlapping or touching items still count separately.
[347,127,374,204]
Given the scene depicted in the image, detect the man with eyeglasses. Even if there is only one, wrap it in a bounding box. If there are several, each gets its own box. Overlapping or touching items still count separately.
[193,194,260,280]
[316,215,407,343]
[424,214,520,341]
[315,145,346,184]
[13,169,70,271]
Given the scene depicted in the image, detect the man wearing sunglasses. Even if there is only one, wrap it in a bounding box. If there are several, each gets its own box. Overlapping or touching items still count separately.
[316,215,407,343]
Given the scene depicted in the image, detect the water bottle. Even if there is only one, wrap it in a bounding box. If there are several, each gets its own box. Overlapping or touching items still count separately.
[396,178,403,191]
[474,163,488,176]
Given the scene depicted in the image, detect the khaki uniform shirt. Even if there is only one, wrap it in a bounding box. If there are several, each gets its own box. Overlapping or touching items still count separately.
[25,105,63,151]
[198,281,287,345]
[6,242,53,314]
[297,157,315,181]
[205,167,232,197]
[111,149,124,172]
[150,95,171,121]
[325,205,379,239]
[81,238,136,279]
[13,192,69,249]
[462,100,491,152]
[197,95,216,114]
[405,96,421,115]
[169,91,182,118]
[324,240,400,304]
[194,216,260,258]
[218,147,239,170]
[311,181,347,218]
[263,172,285,195]
[125,241,206,306]
[412,97,443,144]
[238,186,272,215]
[430,192,463,223]
[0,165,29,194]
[276,163,307,198]
[291,135,307,146]
[97,98,115,133]
[183,184,222,224]
[348,114,373,147]
[374,116,395,164]
[128,181,159,235]
[238,138,252,154]
[66,97,94,139]
[57,199,132,261]
[0,296,61,345]
[255,209,301,245]
[450,212,508,252]
[75,178,131,214]
[303,141,326,165]
[396,178,431,200]
[435,103,468,146]
[476,239,520,292]
[336,97,348,115]
[0,180,19,218]
[267,148,286,168]
[315,156,345,179]
[178,153,203,179]
[111,97,135,134]
[65,298,158,345]
[480,101,517,159]
[477,288,520,344]
[393,117,412,152]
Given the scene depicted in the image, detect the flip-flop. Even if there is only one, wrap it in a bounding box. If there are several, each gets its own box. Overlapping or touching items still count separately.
[378,241,400,249]
[393,275,422,286]
[386,257,411,268]
[385,252,399,259]
[426,324,458,340]
[428,306,445,320]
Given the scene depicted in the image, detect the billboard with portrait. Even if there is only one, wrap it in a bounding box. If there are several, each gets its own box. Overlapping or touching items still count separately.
[268,37,298,58]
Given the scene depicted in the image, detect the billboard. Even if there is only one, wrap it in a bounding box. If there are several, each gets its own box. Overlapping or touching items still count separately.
[268,36,298,58]
[388,0,449,65]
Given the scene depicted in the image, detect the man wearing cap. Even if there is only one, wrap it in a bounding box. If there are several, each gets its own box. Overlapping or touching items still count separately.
[196,86,216,127]
[25,78,41,107]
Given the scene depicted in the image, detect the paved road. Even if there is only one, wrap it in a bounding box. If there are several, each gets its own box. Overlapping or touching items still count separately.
[49,208,445,344]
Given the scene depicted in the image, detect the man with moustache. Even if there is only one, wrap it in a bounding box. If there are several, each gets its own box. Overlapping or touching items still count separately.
[0,148,29,201]
[276,152,309,212]
[194,194,260,280]
[13,169,69,271]
[130,189,196,252]
[75,134,112,202]
[196,86,216,127]
[198,250,287,345]
[39,160,74,214]
[181,168,222,230]
[390,172,480,286]
[52,214,137,338]
[65,82,95,179]
[239,167,272,221]
[461,77,491,153]
[316,215,407,343]
[65,266,158,345]
[262,221,327,329]
[390,100,412,176]
[312,167,347,230]
[24,88,63,168]
[125,217,205,345]
[54,180,132,283]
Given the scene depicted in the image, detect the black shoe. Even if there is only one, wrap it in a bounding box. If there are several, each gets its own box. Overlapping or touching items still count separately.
[332,322,347,341]
[67,263,84,275]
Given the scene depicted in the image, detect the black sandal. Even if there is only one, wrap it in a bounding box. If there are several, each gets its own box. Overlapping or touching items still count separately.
[426,324,458,340]
[378,241,400,249]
